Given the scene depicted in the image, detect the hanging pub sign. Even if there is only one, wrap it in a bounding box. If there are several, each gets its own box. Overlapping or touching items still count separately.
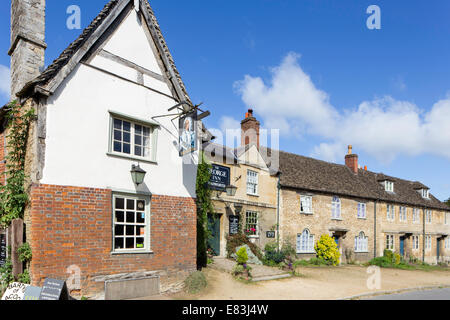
[229,215,240,235]
[208,164,230,191]
[179,111,198,156]
[0,233,6,267]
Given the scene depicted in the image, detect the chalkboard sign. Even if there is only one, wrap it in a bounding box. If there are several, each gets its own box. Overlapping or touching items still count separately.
[229,215,240,235]
[266,231,276,239]
[39,278,69,300]
[1,283,29,300]
[0,233,6,267]
[23,286,42,300]
[209,164,230,191]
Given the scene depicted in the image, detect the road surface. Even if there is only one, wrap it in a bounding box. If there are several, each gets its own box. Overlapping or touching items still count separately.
[368,288,450,300]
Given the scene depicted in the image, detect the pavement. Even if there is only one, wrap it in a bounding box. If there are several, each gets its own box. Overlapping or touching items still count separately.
[209,257,291,281]
[366,287,450,300]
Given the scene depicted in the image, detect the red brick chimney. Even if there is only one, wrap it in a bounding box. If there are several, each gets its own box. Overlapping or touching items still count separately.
[241,109,260,149]
[345,145,359,174]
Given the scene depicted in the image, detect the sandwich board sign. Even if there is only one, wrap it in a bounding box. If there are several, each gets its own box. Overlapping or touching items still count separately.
[1,282,29,300]
[23,286,43,300]
[38,278,69,300]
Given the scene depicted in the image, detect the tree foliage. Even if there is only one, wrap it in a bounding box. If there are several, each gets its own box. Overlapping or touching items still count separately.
[195,151,213,269]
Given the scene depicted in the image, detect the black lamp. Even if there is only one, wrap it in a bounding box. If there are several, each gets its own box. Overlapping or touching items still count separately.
[131,164,146,185]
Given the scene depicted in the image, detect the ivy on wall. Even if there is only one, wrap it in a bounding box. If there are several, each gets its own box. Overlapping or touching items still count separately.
[0,100,35,228]
[0,100,35,289]
[196,151,213,270]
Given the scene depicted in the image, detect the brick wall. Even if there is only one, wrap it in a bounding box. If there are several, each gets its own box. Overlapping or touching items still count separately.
[28,184,197,296]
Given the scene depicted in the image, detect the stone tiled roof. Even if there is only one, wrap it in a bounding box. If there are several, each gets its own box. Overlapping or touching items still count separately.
[278,150,449,211]
[18,0,192,104]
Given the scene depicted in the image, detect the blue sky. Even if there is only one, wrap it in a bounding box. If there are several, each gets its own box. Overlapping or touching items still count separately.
[0,0,449,201]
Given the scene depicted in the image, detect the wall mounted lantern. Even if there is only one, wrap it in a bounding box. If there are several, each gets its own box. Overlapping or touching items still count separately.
[226,185,237,197]
[131,164,146,185]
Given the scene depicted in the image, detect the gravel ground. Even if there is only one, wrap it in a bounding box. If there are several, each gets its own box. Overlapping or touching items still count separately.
[170,265,450,300]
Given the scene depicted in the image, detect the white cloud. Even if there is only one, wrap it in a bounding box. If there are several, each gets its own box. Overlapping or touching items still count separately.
[0,65,10,99]
[234,53,450,162]
[220,116,241,133]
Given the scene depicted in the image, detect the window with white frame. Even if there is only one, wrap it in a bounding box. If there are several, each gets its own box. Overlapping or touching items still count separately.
[387,204,395,221]
[425,210,432,224]
[113,194,150,252]
[412,235,420,250]
[425,235,432,251]
[386,234,394,250]
[445,212,450,225]
[413,208,420,223]
[110,115,157,161]
[245,211,258,236]
[297,229,315,253]
[385,181,394,192]
[399,206,407,222]
[300,195,313,214]
[445,237,450,249]
[357,202,367,219]
[246,170,258,196]
[331,196,341,219]
[355,232,368,253]
[421,189,430,199]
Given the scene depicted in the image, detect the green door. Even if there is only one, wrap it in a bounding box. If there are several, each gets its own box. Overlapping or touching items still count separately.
[207,214,221,256]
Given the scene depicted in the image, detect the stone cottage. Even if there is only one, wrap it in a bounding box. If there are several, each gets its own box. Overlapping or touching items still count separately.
[278,146,450,264]
[2,0,200,297]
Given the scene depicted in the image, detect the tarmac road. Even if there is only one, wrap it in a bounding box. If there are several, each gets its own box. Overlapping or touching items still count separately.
[368,287,450,300]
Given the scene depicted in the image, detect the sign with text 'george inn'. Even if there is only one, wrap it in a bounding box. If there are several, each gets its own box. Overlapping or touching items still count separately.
[208,164,230,191]
[0,233,6,267]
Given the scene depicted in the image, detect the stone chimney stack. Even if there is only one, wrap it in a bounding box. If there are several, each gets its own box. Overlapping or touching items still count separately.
[9,0,47,98]
[241,109,260,149]
[345,145,359,174]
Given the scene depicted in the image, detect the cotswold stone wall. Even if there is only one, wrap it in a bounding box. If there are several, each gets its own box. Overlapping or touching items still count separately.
[377,204,450,264]
[280,189,375,263]
[29,184,197,296]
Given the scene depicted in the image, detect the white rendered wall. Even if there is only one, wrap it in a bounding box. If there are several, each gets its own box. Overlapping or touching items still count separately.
[40,11,197,198]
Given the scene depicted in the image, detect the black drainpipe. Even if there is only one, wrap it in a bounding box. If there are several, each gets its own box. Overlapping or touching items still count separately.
[374,200,377,259]
[276,172,281,251]
[422,207,426,263]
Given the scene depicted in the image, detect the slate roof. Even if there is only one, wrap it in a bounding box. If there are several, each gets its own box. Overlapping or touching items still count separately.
[277,150,450,211]
[17,0,192,104]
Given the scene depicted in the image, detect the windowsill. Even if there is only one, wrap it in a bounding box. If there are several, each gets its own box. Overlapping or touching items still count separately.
[247,235,259,239]
[355,251,369,254]
[111,250,154,255]
[331,218,343,221]
[107,152,157,165]
[357,217,367,220]
[301,211,314,215]
[296,252,315,254]
[247,193,259,197]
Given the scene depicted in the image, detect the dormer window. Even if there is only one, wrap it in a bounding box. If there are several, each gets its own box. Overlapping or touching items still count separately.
[421,189,430,199]
[385,181,394,192]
